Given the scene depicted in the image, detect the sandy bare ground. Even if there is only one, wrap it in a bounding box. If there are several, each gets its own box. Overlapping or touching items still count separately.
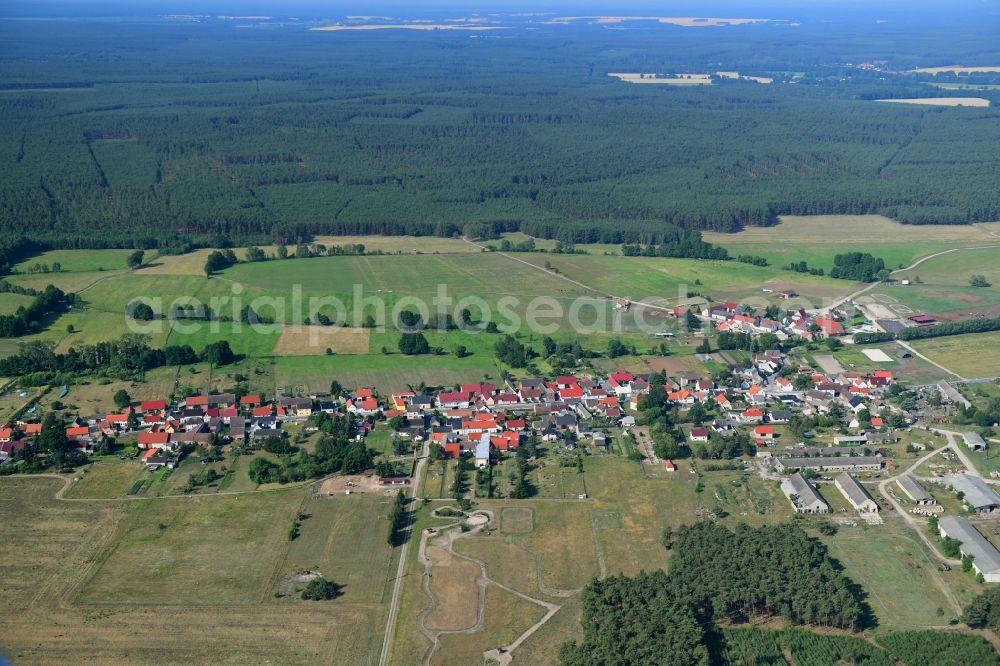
[311,24,508,31]
[317,473,396,495]
[547,16,771,27]
[913,66,1000,75]
[876,97,990,107]
[272,325,370,355]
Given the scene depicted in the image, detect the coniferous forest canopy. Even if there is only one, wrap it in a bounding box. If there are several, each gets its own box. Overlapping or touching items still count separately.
[1,4,1000,255]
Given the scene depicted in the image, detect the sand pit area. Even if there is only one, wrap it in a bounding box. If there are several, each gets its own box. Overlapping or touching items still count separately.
[861,348,894,363]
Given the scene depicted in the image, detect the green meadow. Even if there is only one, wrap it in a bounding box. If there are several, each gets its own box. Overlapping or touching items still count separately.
[704,215,1000,272]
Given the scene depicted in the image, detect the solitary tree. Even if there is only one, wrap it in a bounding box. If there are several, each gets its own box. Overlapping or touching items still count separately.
[126,250,145,269]
[113,389,131,410]
[970,274,991,288]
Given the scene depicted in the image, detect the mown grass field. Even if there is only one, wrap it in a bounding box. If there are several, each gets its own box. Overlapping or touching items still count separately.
[910,331,1000,378]
[64,463,145,499]
[0,477,383,665]
[0,291,34,314]
[704,215,1000,272]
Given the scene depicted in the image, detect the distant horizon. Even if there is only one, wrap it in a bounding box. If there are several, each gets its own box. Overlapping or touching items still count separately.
[4,0,1000,21]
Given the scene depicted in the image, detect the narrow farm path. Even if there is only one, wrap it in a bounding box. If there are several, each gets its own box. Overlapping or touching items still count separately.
[379,439,431,666]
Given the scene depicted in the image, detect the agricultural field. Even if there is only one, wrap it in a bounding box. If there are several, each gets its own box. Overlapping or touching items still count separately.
[876,97,991,107]
[704,215,1000,273]
[512,252,855,308]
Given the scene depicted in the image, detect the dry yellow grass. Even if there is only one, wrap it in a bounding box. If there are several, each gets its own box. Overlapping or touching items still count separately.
[913,66,1000,75]
[876,97,990,107]
[424,541,481,631]
[272,325,370,355]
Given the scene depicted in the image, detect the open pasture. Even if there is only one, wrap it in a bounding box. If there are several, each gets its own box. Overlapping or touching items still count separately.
[896,247,1000,289]
[77,488,305,605]
[0,478,382,665]
[222,253,593,323]
[704,214,999,272]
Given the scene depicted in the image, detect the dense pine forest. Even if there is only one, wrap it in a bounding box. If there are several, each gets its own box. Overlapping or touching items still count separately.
[1,9,1000,252]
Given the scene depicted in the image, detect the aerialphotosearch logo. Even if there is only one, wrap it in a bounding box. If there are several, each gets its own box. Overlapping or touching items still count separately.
[124,281,831,347]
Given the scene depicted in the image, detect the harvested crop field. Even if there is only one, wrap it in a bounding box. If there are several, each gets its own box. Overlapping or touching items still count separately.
[876,97,990,107]
[272,325,370,355]
[608,72,712,85]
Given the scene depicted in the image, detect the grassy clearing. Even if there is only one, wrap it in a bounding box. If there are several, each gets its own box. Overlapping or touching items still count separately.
[222,252,593,323]
[585,457,701,577]
[896,247,1000,290]
[704,214,998,272]
[823,520,958,627]
[64,463,145,499]
[910,331,1000,378]
[77,488,306,605]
